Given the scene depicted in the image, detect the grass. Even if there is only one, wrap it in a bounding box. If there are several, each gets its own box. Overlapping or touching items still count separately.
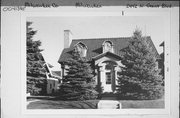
[27,99,164,109]
[27,99,99,109]
[119,99,164,109]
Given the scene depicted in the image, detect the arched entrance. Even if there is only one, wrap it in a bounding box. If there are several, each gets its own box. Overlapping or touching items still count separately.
[93,52,123,93]
[100,60,117,93]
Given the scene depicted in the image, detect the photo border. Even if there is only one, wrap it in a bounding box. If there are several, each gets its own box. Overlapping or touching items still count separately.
[20,7,173,116]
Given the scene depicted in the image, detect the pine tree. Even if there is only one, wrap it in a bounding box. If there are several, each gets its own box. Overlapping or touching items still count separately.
[117,29,164,100]
[26,22,47,95]
[60,51,98,101]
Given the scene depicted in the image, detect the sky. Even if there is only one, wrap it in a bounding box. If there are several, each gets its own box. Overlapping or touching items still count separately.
[28,16,165,71]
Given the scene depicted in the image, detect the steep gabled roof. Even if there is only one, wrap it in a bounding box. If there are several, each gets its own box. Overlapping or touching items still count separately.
[58,36,160,63]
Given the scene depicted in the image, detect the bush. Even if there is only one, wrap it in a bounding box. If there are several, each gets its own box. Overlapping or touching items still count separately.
[84,89,98,100]
[117,76,164,100]
[27,76,47,95]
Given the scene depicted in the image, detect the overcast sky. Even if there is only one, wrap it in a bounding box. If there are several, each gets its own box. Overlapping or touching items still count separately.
[28,16,165,71]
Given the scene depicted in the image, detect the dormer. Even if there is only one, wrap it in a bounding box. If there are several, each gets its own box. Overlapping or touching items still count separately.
[74,42,87,57]
[102,41,114,53]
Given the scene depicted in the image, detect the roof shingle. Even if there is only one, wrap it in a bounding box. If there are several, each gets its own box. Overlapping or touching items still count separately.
[58,36,159,63]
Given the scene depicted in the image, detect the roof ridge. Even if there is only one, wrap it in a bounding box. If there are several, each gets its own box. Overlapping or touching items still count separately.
[72,37,131,41]
[72,36,151,41]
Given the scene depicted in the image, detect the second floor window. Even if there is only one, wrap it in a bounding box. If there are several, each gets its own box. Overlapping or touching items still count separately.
[103,41,114,53]
[74,42,87,57]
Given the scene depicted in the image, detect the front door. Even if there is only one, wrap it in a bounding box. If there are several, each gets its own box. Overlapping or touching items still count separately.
[99,61,117,93]
[104,72,113,92]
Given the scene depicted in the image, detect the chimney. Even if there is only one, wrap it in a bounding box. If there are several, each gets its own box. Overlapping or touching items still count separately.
[64,30,72,48]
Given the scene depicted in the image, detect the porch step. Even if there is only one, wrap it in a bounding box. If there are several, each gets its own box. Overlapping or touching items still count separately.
[101,92,118,100]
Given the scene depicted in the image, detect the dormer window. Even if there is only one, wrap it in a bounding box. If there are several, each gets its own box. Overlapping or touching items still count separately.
[74,42,87,57]
[103,41,114,53]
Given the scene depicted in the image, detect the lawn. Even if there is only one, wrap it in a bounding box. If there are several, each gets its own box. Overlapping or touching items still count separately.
[120,99,164,109]
[27,99,164,109]
[27,99,99,109]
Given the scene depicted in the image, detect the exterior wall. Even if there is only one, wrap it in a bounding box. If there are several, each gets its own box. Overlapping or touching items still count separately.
[46,78,59,94]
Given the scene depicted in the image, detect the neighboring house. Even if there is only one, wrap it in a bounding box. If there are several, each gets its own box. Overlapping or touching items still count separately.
[44,63,61,95]
[159,42,164,79]
[58,30,160,93]
[159,41,164,62]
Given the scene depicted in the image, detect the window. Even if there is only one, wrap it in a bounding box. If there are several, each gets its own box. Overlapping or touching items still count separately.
[74,42,87,57]
[106,72,111,84]
[103,41,113,53]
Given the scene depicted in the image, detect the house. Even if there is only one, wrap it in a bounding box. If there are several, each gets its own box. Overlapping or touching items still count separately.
[58,30,160,93]
[159,41,165,83]
[43,63,61,95]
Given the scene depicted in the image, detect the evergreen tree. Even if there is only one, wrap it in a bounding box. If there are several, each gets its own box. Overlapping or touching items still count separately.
[60,51,98,101]
[26,22,47,95]
[117,29,164,100]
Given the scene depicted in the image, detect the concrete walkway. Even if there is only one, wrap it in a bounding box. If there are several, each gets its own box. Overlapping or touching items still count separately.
[97,100,121,109]
[97,93,121,109]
